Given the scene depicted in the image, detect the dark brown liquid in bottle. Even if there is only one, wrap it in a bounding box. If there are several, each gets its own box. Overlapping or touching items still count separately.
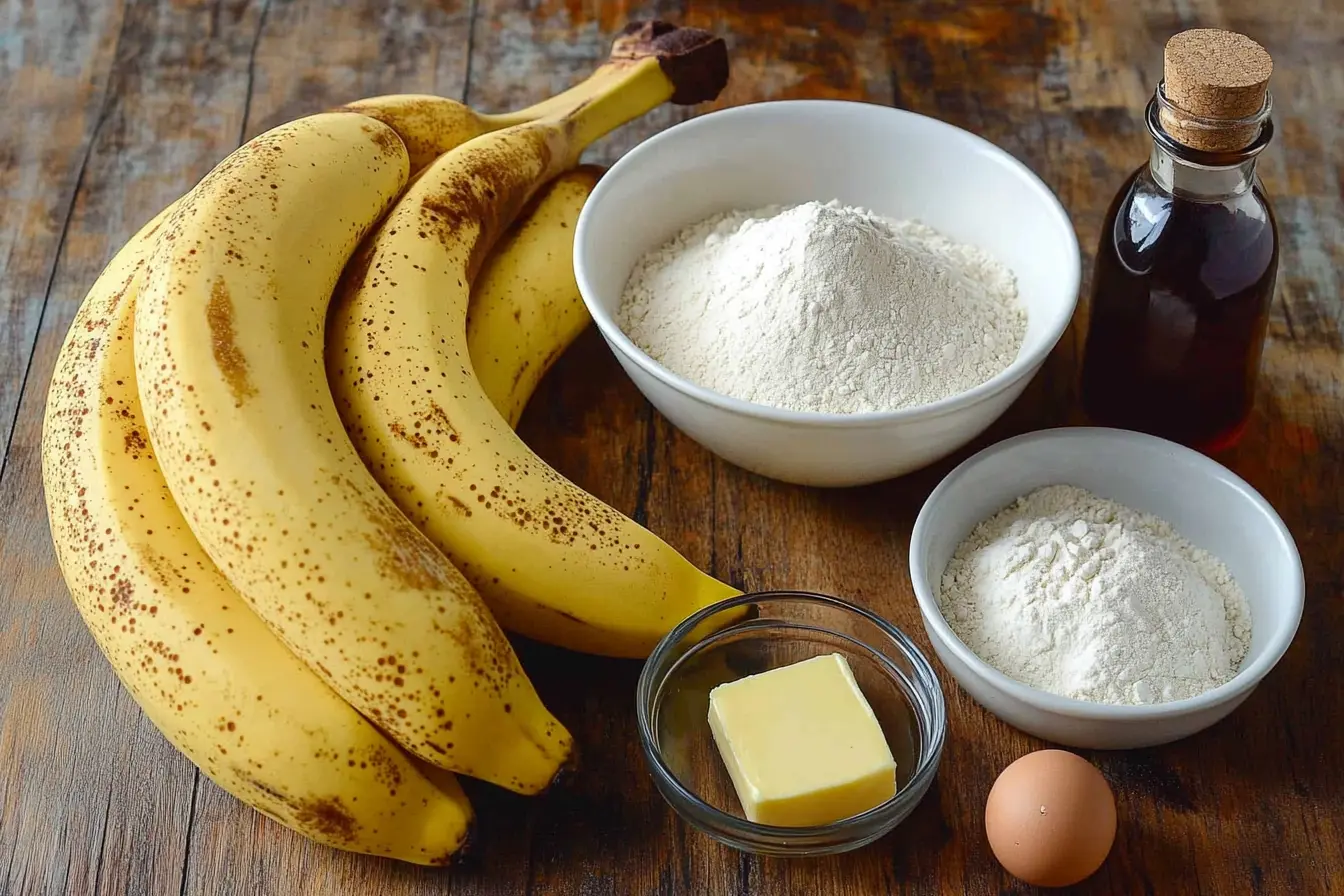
[1080,163,1278,451]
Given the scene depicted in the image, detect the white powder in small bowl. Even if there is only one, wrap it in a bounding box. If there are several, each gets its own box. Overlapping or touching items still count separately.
[938,484,1253,706]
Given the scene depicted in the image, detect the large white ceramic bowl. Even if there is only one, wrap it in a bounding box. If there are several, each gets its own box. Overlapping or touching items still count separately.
[573,100,1080,486]
[909,427,1304,749]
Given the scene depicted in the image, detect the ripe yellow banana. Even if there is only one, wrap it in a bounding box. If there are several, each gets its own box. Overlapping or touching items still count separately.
[135,111,572,794]
[466,166,603,428]
[328,24,737,659]
[42,209,473,864]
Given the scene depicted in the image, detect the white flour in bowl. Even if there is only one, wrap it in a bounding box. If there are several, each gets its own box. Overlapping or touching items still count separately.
[938,485,1253,706]
[616,200,1025,414]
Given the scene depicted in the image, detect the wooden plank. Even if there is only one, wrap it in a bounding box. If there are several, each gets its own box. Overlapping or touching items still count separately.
[0,0,123,484]
[234,0,478,139]
[0,1,270,894]
[1212,4,1344,893]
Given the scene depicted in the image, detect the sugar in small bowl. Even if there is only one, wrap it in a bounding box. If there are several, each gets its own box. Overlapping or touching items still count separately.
[909,427,1304,749]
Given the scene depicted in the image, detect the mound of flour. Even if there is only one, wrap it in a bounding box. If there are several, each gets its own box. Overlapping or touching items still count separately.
[939,485,1253,705]
[617,200,1025,414]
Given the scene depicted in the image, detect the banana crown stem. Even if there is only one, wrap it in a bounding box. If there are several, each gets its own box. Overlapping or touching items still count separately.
[563,58,677,160]
[490,65,631,126]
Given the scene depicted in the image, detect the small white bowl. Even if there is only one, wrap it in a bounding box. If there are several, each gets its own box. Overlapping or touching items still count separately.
[574,100,1080,487]
[909,427,1304,749]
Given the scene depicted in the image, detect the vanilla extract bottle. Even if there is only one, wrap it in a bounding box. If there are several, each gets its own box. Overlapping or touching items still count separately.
[1080,29,1277,452]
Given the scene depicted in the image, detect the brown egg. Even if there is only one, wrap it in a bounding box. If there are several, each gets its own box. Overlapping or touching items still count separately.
[984,749,1117,888]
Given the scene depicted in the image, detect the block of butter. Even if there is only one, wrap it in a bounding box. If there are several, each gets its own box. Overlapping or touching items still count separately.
[707,652,897,827]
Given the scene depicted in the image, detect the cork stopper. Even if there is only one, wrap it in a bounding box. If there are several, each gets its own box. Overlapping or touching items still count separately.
[1160,29,1272,152]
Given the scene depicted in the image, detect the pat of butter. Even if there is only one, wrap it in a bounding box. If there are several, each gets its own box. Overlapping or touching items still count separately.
[707,653,896,826]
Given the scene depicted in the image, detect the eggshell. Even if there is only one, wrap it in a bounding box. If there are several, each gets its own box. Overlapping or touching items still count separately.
[985,749,1117,888]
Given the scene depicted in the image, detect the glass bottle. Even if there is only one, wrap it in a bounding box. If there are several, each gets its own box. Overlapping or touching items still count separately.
[1079,34,1277,452]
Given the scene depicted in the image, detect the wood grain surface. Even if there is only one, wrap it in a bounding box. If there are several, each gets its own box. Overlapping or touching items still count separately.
[1,0,1340,894]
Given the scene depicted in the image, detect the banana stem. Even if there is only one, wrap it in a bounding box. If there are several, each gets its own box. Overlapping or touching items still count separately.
[549,59,677,165]
[487,65,633,126]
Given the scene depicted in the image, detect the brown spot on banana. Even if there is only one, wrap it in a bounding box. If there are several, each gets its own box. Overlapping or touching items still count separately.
[123,426,148,457]
[508,359,532,393]
[388,422,428,449]
[205,277,255,407]
[358,118,408,159]
[418,131,563,283]
[291,796,360,845]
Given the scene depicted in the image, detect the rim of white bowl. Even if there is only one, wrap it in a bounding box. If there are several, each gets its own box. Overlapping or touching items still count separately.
[574,99,1082,428]
[908,426,1306,720]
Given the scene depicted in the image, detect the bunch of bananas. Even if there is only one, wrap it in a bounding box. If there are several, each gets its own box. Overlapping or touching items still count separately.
[41,22,735,865]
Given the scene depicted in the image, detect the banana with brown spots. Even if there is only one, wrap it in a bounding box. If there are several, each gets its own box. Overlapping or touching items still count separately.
[466,166,605,429]
[41,146,618,865]
[327,23,739,659]
[134,111,573,795]
[42,209,475,864]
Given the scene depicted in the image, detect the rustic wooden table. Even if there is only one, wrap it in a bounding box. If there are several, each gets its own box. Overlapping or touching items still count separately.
[2,1,1340,894]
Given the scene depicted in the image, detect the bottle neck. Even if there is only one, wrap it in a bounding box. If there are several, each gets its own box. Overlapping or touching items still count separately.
[1143,91,1273,201]
[1148,141,1258,199]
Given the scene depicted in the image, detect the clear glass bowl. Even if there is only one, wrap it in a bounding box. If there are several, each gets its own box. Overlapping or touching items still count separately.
[635,591,947,857]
